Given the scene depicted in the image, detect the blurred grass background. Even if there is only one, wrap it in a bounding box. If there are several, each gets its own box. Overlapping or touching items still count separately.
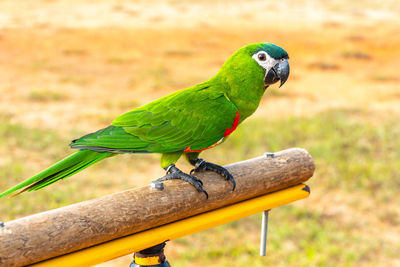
[0,0,399,266]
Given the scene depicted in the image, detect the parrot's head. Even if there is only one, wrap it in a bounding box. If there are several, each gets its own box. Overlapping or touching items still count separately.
[217,43,290,119]
[250,43,290,88]
[219,43,290,91]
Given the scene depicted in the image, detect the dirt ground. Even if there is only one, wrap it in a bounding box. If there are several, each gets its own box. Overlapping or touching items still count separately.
[1,0,399,133]
[0,0,399,266]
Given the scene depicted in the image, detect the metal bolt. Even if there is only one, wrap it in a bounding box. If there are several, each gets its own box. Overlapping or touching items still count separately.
[151,182,165,191]
[264,152,275,158]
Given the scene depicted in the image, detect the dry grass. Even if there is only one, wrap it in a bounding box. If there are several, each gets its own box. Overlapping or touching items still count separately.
[0,0,399,266]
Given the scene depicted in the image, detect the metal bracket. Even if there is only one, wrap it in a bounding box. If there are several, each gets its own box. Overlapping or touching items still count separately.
[260,210,270,256]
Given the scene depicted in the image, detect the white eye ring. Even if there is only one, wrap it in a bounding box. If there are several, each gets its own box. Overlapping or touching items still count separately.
[252,51,276,71]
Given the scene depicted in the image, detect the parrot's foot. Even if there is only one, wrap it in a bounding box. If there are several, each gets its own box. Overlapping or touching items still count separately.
[154,164,208,198]
[190,158,236,191]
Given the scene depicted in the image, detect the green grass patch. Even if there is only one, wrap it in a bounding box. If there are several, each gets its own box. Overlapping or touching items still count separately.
[0,116,66,154]
[59,75,91,86]
[28,89,69,102]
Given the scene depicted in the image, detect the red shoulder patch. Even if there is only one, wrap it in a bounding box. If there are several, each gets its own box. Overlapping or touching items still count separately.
[223,111,240,137]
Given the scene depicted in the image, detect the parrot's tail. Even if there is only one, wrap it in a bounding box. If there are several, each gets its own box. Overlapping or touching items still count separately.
[0,150,112,198]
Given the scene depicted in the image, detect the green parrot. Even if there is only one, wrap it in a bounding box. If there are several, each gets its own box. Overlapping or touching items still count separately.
[0,43,289,199]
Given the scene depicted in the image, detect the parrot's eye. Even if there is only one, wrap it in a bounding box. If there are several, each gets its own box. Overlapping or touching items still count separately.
[258,53,267,61]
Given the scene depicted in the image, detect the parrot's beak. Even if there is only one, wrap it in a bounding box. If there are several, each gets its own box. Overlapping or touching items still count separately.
[264,60,290,88]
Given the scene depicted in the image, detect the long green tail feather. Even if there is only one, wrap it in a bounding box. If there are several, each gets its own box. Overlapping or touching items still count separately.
[0,150,112,198]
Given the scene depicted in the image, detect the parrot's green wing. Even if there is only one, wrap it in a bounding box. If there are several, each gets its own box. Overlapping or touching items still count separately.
[71,83,239,153]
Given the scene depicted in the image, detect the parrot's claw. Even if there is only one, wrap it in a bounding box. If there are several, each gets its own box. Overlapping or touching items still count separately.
[155,164,208,198]
[190,158,236,191]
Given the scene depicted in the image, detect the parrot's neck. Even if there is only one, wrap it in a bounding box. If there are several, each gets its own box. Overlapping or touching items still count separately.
[214,64,266,123]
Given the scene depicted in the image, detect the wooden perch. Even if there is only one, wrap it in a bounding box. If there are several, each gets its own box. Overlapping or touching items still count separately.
[0,148,315,267]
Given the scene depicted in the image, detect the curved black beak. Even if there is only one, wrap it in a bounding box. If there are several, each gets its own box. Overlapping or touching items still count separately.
[264,60,290,87]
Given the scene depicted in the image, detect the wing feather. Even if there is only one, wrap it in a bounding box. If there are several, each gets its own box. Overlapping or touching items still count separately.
[71,82,238,153]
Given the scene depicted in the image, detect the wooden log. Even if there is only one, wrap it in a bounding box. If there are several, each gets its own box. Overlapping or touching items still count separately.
[0,148,315,267]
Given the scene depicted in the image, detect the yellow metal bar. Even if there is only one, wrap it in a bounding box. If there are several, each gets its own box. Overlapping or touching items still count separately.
[32,184,310,267]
